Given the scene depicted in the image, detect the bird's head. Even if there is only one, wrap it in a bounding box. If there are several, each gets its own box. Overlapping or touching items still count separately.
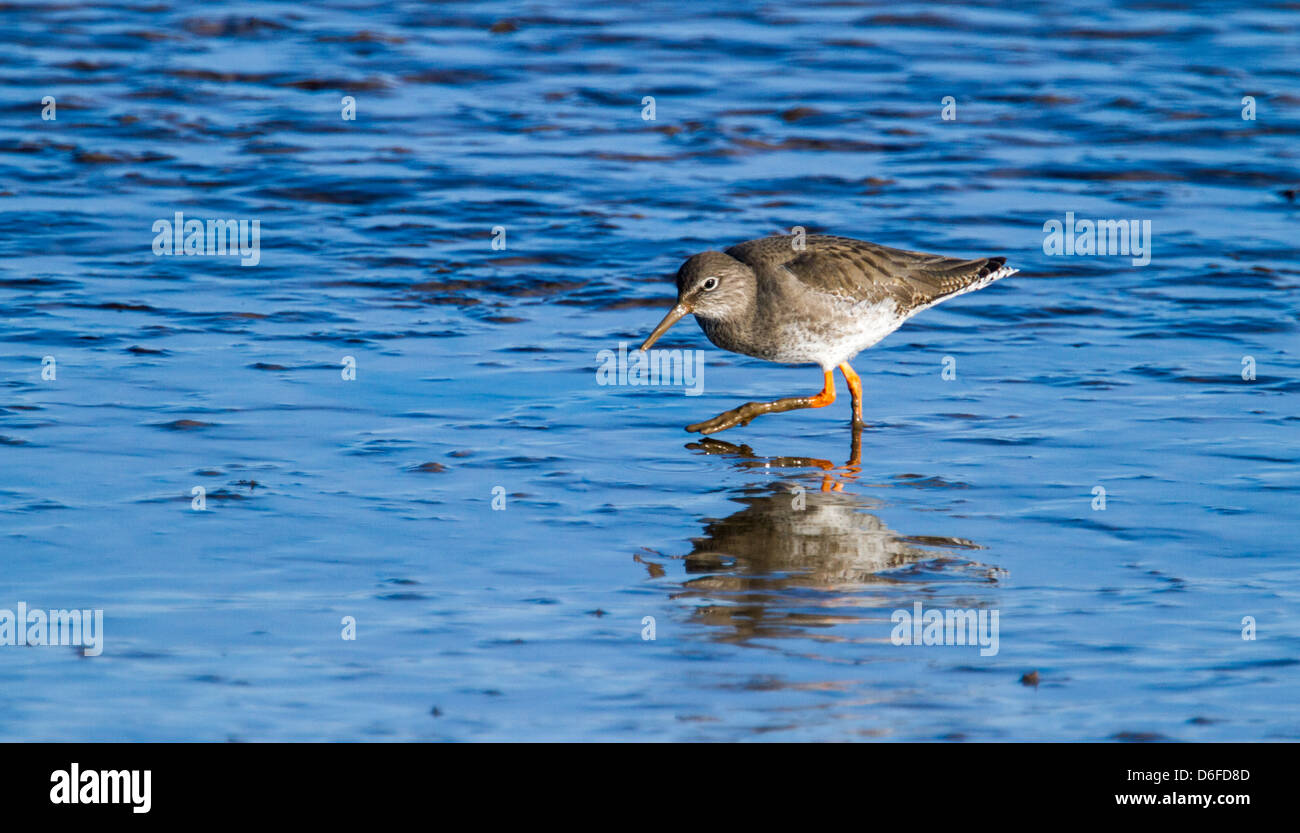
[640,251,754,350]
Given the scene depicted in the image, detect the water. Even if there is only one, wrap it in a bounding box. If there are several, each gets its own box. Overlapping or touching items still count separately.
[1,0,1298,741]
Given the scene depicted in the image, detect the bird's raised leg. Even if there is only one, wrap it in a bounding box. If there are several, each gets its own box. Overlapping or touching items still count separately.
[838,361,867,428]
[686,371,835,435]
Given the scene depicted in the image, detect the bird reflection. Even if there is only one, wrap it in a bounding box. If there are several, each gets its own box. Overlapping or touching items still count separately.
[634,432,1001,642]
[686,423,865,492]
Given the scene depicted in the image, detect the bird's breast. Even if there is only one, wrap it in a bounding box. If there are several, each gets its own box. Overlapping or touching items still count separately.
[696,298,906,368]
[695,314,780,361]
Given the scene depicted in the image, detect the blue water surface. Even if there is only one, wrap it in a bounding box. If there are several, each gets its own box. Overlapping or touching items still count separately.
[0,0,1298,740]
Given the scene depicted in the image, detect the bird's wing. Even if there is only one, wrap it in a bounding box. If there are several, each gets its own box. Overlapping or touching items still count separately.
[730,235,1010,313]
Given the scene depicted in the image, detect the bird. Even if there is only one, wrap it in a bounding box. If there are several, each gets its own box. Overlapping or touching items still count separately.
[639,234,1016,434]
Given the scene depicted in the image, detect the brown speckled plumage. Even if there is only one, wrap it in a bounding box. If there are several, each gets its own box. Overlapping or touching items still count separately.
[725,234,1011,318]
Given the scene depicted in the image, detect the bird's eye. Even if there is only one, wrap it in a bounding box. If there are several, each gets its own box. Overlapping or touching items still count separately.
[702,277,719,291]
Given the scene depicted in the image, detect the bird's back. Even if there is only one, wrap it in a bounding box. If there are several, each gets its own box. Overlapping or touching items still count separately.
[726,234,1014,315]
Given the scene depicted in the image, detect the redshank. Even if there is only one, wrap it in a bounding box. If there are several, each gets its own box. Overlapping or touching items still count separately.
[640,234,1016,434]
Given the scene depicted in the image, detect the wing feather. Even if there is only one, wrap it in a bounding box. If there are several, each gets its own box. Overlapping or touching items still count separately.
[727,234,1011,314]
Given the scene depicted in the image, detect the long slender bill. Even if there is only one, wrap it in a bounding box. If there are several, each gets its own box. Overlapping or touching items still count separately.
[640,303,690,351]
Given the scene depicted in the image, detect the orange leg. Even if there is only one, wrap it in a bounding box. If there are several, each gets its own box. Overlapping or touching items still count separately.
[813,372,836,491]
[810,370,835,408]
[685,371,836,434]
[838,362,865,427]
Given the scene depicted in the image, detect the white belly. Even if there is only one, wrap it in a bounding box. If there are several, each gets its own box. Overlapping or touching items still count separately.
[770,299,905,369]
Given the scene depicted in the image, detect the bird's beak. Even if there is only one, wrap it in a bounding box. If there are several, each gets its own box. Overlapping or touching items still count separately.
[640,302,691,351]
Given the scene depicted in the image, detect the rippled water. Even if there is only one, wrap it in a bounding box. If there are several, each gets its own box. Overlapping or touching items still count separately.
[1,1,1298,741]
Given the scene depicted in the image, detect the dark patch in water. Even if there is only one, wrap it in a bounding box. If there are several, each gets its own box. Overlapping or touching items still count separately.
[156,419,216,431]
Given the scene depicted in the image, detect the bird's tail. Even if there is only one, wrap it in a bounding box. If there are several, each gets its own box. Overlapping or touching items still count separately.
[905,255,1017,314]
